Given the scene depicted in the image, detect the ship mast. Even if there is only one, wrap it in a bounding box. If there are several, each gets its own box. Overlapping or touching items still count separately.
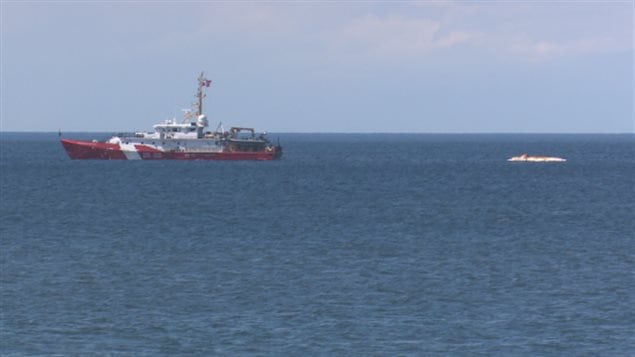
[196,72,211,116]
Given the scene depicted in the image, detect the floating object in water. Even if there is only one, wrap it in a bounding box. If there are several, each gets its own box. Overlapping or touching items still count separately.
[508,153,566,162]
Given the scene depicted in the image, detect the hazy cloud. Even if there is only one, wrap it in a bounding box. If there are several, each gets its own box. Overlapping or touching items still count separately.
[508,36,627,61]
[185,4,631,66]
[324,14,482,60]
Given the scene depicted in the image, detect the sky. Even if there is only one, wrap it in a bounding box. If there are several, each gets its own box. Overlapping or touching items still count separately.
[1,1,633,133]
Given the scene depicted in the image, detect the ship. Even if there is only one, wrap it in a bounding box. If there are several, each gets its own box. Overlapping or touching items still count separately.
[507,154,566,162]
[61,72,282,160]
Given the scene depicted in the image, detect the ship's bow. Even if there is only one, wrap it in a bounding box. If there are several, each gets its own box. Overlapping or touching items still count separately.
[61,139,127,160]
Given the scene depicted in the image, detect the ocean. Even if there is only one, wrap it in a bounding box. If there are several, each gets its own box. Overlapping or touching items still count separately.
[1,132,633,355]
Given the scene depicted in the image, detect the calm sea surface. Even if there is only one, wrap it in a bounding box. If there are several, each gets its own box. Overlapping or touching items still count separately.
[1,133,634,355]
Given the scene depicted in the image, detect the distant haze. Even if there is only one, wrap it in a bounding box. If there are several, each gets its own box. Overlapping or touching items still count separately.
[1,2,632,133]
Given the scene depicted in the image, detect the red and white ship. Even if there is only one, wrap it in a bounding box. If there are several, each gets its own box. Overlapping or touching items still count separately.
[61,72,282,160]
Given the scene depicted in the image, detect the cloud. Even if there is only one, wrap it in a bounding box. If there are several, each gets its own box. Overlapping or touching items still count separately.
[320,13,482,65]
[436,30,481,48]
[4,2,630,72]
[124,3,631,67]
[507,36,627,62]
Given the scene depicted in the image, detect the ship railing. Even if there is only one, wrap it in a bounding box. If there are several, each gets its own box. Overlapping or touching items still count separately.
[171,147,224,153]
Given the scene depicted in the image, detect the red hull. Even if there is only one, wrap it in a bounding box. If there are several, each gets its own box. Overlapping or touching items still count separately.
[61,139,281,161]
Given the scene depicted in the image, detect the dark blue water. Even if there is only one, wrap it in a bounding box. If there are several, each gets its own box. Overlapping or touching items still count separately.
[1,132,634,355]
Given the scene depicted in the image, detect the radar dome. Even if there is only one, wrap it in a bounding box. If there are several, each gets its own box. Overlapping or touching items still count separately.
[196,115,208,128]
